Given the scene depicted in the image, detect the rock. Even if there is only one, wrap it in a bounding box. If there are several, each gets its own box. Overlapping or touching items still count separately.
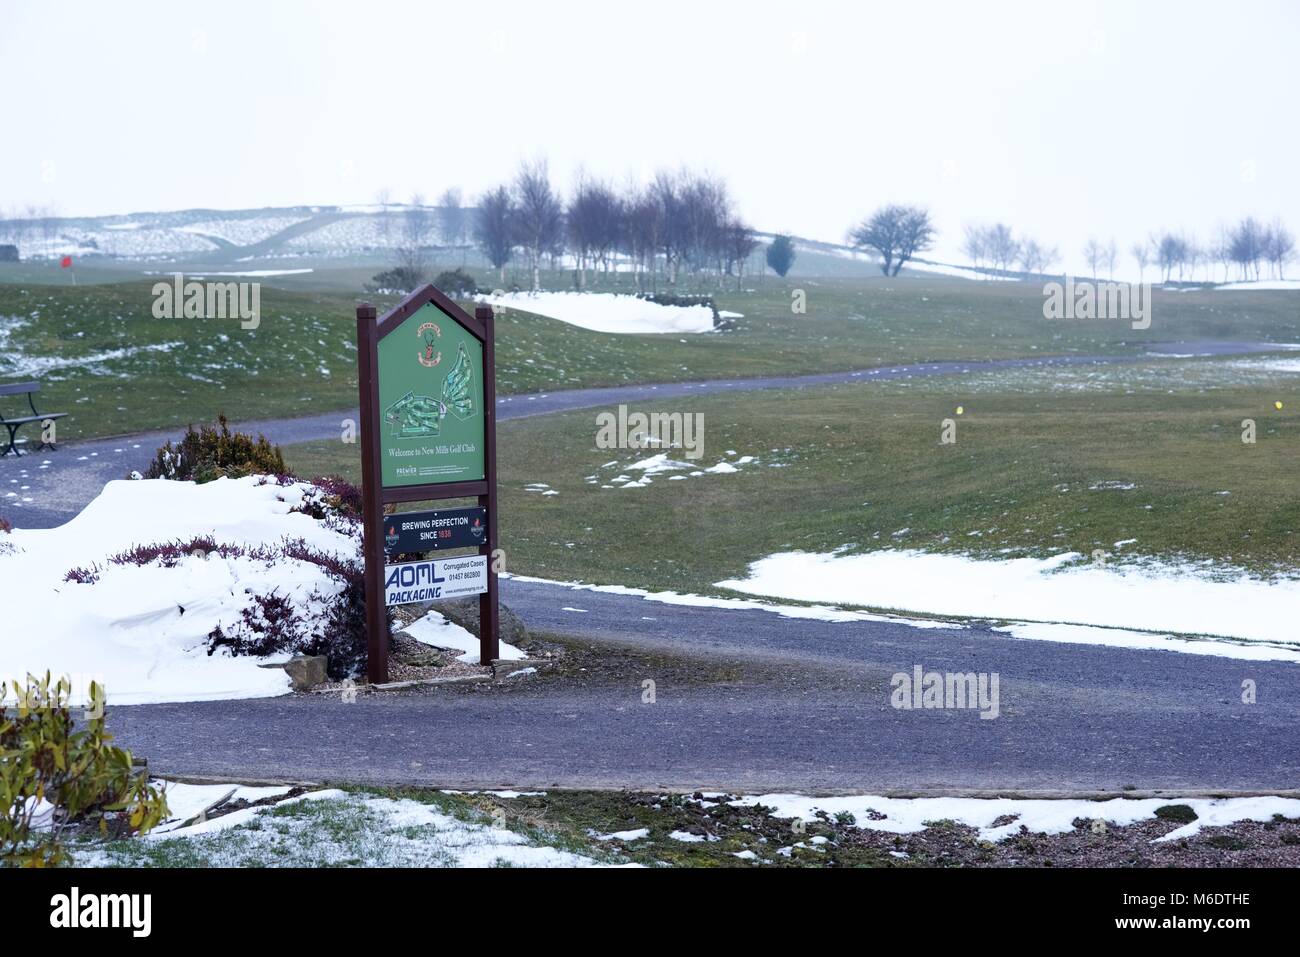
[429,597,530,649]
[283,655,329,691]
[389,631,446,666]
[491,658,550,679]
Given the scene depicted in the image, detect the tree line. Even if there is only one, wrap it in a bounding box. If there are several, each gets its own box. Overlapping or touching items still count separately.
[455,160,764,293]
[961,217,1294,283]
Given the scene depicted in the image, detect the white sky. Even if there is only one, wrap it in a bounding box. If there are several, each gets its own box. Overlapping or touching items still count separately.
[3,0,1297,270]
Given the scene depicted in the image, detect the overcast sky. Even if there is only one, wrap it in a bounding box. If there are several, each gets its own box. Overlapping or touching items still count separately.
[3,0,1297,270]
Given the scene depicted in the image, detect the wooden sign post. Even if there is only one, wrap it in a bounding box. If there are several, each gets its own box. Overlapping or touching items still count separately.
[356,285,499,683]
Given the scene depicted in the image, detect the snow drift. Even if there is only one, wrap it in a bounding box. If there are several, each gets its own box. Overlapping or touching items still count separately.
[0,477,358,705]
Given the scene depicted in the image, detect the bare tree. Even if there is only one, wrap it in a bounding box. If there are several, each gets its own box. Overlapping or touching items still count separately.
[1103,238,1118,280]
[474,185,516,284]
[1263,218,1295,279]
[621,185,662,293]
[849,204,935,276]
[394,192,433,280]
[985,224,1018,276]
[1211,226,1233,283]
[1017,237,1059,276]
[437,187,466,251]
[1153,231,1179,283]
[649,170,686,286]
[1130,240,1151,282]
[513,160,564,292]
[374,188,393,248]
[1083,238,1104,280]
[963,224,989,274]
[723,220,759,289]
[1229,217,1265,281]
[1183,235,1202,282]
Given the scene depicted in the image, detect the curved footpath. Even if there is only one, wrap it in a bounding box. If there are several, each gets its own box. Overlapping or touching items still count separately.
[6,341,1298,792]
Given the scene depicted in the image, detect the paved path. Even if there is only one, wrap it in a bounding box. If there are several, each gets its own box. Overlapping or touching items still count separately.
[108,576,1300,793]
[10,339,1299,792]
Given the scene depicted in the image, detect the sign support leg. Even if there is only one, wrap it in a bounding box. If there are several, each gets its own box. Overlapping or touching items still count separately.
[476,305,500,665]
[357,304,389,684]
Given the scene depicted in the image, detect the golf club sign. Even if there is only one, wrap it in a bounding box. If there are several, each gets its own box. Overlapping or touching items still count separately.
[356,286,500,682]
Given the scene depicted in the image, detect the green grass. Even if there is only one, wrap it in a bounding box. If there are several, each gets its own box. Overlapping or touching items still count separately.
[75,785,899,868]
[284,358,1300,595]
[5,273,1299,443]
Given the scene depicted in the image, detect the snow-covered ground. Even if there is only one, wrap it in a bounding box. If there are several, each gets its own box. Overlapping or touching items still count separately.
[730,793,1300,844]
[77,785,616,868]
[0,476,357,704]
[1215,279,1300,291]
[716,549,1300,658]
[401,609,525,664]
[506,573,960,629]
[0,315,182,380]
[587,451,760,489]
[65,779,1300,866]
[177,216,310,246]
[479,291,720,334]
[187,268,314,278]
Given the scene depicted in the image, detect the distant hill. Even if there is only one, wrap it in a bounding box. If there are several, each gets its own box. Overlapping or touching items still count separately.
[0,205,1002,282]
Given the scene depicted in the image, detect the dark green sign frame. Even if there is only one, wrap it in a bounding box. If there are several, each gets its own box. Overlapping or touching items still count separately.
[357,286,500,682]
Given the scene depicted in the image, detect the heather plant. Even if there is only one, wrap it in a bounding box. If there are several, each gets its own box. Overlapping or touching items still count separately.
[143,414,286,483]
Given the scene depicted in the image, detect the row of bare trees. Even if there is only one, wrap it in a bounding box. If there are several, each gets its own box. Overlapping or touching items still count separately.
[470,161,760,292]
[963,223,1062,277]
[961,217,1294,283]
[1135,219,1295,283]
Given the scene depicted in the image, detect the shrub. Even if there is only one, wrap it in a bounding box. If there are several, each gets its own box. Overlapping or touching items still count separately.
[205,539,379,680]
[766,234,797,277]
[143,414,286,483]
[432,268,479,296]
[290,475,363,525]
[366,266,425,294]
[1,674,168,867]
[0,516,11,534]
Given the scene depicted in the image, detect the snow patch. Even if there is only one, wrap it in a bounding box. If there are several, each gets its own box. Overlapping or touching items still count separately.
[716,549,1300,652]
[480,292,718,335]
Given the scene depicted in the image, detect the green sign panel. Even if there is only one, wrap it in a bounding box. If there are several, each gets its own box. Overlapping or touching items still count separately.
[377,301,485,487]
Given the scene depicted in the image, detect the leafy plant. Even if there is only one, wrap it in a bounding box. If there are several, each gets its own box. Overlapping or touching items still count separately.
[1,674,167,867]
[143,413,286,483]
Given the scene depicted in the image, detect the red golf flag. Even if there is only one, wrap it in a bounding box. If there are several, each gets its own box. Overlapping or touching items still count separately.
[60,255,72,268]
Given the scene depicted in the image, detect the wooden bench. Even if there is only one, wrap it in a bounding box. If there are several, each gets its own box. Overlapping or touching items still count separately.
[0,381,68,457]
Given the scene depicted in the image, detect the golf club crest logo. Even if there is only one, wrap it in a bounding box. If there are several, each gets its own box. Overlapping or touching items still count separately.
[417,320,442,367]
